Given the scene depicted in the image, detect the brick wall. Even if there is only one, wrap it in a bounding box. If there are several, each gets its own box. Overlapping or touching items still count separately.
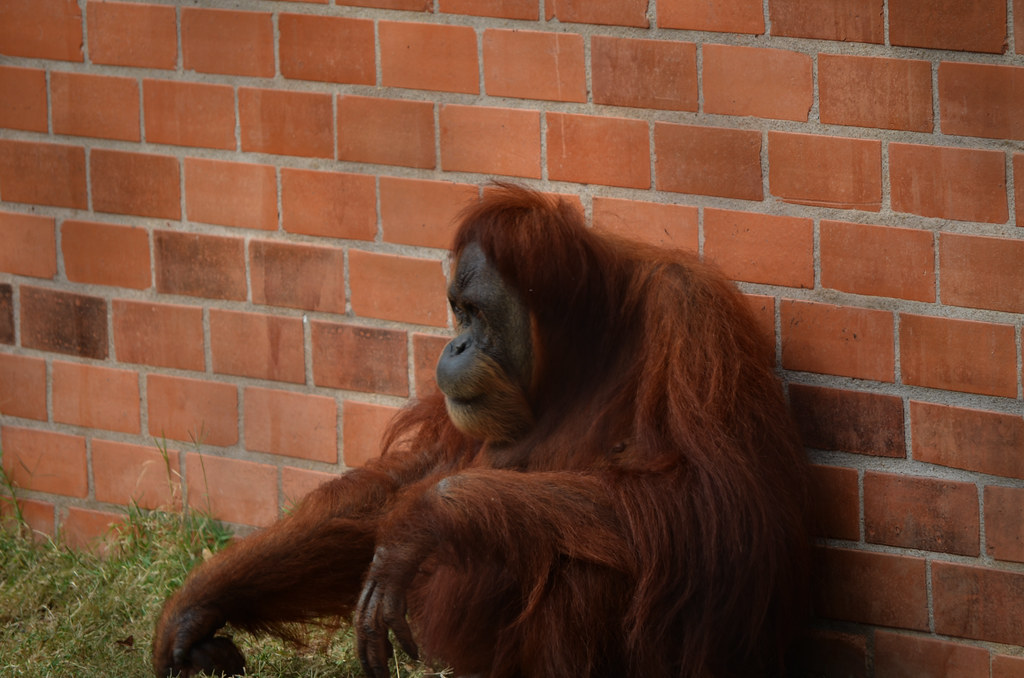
[1,0,1023,674]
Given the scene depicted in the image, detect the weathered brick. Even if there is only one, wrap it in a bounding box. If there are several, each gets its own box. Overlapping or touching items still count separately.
[789,384,905,457]
[210,310,305,384]
[311,321,409,397]
[863,471,979,556]
[20,286,107,359]
[250,240,347,315]
[113,300,205,371]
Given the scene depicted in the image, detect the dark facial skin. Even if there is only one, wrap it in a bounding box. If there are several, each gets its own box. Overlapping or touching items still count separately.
[436,243,534,443]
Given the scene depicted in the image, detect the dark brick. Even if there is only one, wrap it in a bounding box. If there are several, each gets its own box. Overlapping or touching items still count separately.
[20,286,107,359]
[0,284,12,344]
[155,231,246,301]
[790,383,905,457]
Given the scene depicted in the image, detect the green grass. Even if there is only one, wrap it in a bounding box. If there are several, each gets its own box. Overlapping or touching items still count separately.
[0,502,444,678]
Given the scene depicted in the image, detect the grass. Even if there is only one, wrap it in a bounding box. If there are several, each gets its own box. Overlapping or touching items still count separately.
[0,500,443,678]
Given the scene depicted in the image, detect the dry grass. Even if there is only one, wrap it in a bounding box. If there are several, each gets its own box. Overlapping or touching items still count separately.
[0,484,444,678]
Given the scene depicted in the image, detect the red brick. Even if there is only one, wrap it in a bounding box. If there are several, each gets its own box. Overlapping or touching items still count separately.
[820,220,934,302]
[281,168,377,240]
[819,54,932,132]
[658,0,763,33]
[440,105,541,178]
[0,212,56,279]
[769,0,883,42]
[986,486,1024,564]
[210,310,305,384]
[0,354,46,421]
[995,654,1024,678]
[245,387,337,464]
[789,384,905,457]
[911,401,1024,480]
[380,177,478,249]
[873,631,989,678]
[62,507,125,553]
[185,453,278,527]
[147,375,238,448]
[52,361,139,434]
[890,0,1006,53]
[546,0,648,27]
[113,299,204,371]
[143,80,236,150]
[20,286,107,360]
[184,158,276,231]
[280,14,374,85]
[483,29,584,103]
[90,149,180,219]
[1,427,87,498]
[704,209,812,288]
[594,39,696,114]
[440,0,537,19]
[941,233,1024,313]
[239,88,333,159]
[592,198,698,251]
[940,62,1024,140]
[703,44,812,121]
[900,314,1016,398]
[338,95,435,169]
[0,0,83,61]
[814,547,928,630]
[0,140,87,209]
[864,471,978,555]
[343,400,400,467]
[0,497,54,539]
[251,240,346,315]
[281,467,335,507]
[349,250,448,327]
[933,562,1024,645]
[92,439,181,511]
[87,1,176,69]
[182,8,273,77]
[311,321,409,396]
[380,21,479,94]
[768,132,881,211]
[654,123,762,200]
[413,333,450,399]
[890,143,1007,223]
[0,66,47,132]
[1016,153,1024,226]
[61,220,150,289]
[808,464,859,540]
[52,71,138,141]
[337,0,430,9]
[154,231,246,301]
[781,301,894,382]
[547,113,650,189]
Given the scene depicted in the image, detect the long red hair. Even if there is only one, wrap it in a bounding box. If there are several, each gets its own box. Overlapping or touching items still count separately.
[384,184,810,677]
